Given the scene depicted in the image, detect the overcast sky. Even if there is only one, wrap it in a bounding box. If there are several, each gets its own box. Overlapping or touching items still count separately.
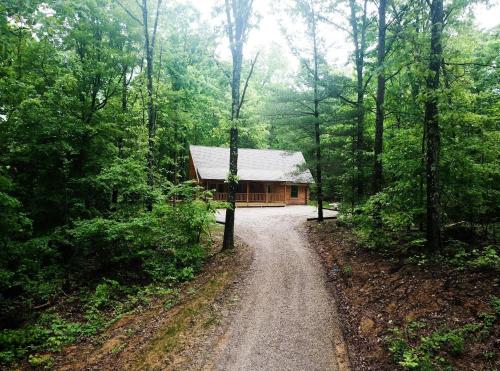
[184,0,499,74]
[188,0,352,67]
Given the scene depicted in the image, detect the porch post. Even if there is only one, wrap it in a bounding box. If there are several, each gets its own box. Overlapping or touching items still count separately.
[246,182,249,204]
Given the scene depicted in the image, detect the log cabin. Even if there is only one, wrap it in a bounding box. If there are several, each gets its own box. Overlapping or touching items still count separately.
[189,145,314,206]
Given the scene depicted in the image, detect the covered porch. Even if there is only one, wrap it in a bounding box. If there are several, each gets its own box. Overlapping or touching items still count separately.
[207,181,286,206]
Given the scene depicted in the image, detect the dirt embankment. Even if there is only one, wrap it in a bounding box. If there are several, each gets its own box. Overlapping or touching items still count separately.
[306,221,499,370]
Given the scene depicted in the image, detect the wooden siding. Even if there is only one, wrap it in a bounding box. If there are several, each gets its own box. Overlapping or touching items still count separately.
[284,184,308,205]
[188,155,197,180]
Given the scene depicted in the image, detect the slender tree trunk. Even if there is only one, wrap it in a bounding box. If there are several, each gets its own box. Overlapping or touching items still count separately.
[314,120,323,220]
[112,65,129,207]
[311,5,323,221]
[373,0,386,194]
[142,0,162,211]
[424,0,443,252]
[223,126,239,250]
[419,125,425,231]
[121,67,128,114]
[349,0,368,201]
[223,48,242,250]
[143,1,155,211]
[223,48,243,250]
[16,27,23,78]
[355,69,364,198]
[223,0,252,250]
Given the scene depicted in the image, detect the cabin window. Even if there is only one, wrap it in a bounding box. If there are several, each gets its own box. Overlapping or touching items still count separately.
[267,185,272,194]
[216,183,225,193]
[291,185,299,198]
[208,183,217,191]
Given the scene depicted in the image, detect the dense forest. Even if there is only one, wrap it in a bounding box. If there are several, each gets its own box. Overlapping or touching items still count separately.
[0,0,498,368]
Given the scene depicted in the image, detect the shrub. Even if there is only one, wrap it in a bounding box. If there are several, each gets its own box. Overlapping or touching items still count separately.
[388,299,499,369]
[447,244,499,271]
[54,183,216,285]
[342,192,418,253]
[0,313,91,365]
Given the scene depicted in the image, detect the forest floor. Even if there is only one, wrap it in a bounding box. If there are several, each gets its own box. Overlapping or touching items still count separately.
[306,220,500,370]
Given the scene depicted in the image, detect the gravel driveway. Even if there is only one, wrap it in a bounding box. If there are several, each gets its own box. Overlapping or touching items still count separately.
[213,206,348,371]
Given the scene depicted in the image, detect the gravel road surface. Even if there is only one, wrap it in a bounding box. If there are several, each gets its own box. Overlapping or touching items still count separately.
[212,206,347,371]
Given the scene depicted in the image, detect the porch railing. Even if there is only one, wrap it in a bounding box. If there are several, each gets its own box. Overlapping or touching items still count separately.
[213,192,285,203]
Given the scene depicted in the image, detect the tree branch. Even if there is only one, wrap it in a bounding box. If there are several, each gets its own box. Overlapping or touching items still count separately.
[151,0,162,51]
[116,0,143,25]
[237,51,259,116]
[316,14,352,35]
[338,95,357,106]
[444,61,499,69]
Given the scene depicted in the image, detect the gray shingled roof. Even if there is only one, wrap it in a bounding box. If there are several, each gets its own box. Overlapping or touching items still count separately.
[190,145,314,184]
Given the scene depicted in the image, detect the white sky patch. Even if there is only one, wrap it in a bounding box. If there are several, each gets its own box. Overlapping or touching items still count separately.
[186,0,499,76]
[472,1,500,29]
[38,3,56,17]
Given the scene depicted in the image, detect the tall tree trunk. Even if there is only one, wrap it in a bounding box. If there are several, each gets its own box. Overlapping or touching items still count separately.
[142,0,162,211]
[223,125,239,250]
[349,0,368,201]
[223,0,253,250]
[16,26,23,78]
[311,4,323,222]
[424,0,443,252]
[373,0,386,194]
[112,65,129,207]
[419,124,425,231]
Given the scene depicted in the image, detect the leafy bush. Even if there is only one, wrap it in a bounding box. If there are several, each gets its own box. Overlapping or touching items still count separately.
[0,237,64,323]
[28,353,54,368]
[53,183,216,284]
[0,170,31,246]
[389,324,480,369]
[469,246,499,270]
[447,244,500,271]
[0,313,92,365]
[86,279,122,310]
[341,192,420,253]
[388,298,499,369]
